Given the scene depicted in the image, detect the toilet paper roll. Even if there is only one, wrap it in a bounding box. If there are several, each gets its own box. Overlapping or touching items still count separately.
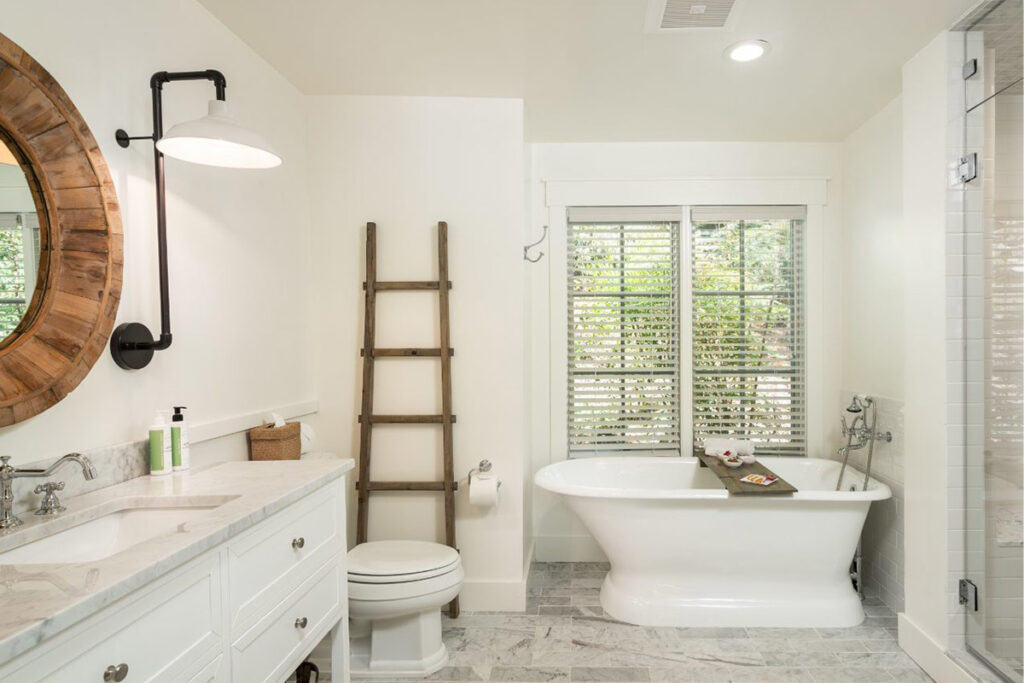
[469,474,500,507]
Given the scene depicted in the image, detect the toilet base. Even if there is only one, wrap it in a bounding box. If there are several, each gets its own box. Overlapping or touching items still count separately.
[348,612,448,679]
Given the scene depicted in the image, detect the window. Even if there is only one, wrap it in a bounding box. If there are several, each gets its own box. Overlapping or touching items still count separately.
[567,207,681,455]
[690,206,806,455]
[0,212,38,339]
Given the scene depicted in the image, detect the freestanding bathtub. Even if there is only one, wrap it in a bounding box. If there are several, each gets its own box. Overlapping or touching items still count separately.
[534,456,891,628]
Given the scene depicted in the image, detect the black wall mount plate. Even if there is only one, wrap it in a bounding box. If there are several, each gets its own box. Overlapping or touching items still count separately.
[109,322,156,370]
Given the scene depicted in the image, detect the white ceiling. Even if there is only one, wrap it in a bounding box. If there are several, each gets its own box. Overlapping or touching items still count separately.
[199,0,980,142]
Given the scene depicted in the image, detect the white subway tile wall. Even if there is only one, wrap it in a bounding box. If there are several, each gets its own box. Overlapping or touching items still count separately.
[947,6,1023,675]
[835,392,906,613]
[946,26,971,651]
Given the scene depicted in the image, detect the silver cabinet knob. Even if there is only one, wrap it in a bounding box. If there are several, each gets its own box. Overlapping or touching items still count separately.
[103,663,129,681]
[295,616,308,629]
[291,537,305,549]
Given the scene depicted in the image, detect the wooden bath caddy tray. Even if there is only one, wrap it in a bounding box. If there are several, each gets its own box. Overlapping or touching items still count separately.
[696,452,798,496]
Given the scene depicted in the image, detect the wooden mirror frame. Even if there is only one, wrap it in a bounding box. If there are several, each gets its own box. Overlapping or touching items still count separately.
[0,33,122,427]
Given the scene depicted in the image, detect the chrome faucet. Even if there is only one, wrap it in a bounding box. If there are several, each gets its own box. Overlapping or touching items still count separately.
[835,396,892,492]
[0,454,97,530]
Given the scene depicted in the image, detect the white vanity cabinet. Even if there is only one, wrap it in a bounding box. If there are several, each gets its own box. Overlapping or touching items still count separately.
[0,477,348,683]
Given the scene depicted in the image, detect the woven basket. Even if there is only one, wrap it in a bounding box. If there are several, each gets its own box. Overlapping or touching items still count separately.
[248,422,301,461]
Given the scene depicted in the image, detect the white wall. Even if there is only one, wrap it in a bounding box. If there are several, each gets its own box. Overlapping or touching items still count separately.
[898,31,978,683]
[0,0,316,464]
[0,165,35,212]
[838,97,908,613]
[841,98,906,400]
[901,30,951,648]
[306,95,528,611]
[528,142,845,560]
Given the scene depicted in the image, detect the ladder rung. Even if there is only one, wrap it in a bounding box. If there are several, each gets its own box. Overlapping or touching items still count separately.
[356,481,459,492]
[361,348,454,358]
[363,280,453,291]
[358,414,457,424]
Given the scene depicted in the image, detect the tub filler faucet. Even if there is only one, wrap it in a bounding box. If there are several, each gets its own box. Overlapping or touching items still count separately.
[0,453,97,530]
[835,396,892,492]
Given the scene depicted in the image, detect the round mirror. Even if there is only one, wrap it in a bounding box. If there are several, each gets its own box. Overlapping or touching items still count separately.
[0,131,49,350]
[0,31,122,427]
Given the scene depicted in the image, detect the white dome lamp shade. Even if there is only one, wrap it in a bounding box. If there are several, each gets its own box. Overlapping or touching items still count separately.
[156,99,281,169]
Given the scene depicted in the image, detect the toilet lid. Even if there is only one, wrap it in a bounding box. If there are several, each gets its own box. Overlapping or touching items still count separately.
[348,541,460,584]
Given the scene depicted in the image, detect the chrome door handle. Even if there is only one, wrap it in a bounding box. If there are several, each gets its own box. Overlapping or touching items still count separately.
[295,616,308,629]
[103,663,129,681]
[291,537,305,549]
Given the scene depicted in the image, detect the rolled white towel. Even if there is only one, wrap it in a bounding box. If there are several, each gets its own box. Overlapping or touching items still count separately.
[731,440,755,456]
[702,437,733,456]
[702,437,756,457]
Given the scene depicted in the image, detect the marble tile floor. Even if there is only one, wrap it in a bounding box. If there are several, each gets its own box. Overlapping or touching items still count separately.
[338,562,935,683]
[419,561,933,683]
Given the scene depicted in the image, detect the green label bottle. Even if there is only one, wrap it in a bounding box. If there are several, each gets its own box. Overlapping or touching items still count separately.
[149,412,171,476]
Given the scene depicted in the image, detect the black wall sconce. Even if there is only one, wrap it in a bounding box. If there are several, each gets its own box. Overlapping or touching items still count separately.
[110,70,281,370]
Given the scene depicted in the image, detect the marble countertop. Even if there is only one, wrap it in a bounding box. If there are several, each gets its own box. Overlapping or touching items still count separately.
[0,458,354,664]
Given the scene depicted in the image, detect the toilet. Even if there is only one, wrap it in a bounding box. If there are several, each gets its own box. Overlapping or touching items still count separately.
[347,540,464,678]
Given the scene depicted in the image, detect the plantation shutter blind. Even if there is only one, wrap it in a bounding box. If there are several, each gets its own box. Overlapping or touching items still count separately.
[690,206,807,456]
[567,206,681,456]
[0,214,30,339]
[0,217,23,304]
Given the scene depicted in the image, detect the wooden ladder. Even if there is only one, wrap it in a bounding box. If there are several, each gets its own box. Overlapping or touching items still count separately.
[355,221,459,618]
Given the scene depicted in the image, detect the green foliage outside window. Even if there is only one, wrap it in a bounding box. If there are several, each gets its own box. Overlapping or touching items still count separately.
[692,219,804,454]
[568,222,679,452]
[0,227,27,339]
[568,216,804,455]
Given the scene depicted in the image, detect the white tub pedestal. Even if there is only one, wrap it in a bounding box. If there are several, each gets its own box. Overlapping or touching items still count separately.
[600,571,865,628]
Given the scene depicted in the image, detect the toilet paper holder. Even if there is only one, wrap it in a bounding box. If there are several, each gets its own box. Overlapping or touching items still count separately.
[468,459,501,489]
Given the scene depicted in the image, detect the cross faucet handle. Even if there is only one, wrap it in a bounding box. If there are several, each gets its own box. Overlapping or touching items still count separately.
[33,481,66,516]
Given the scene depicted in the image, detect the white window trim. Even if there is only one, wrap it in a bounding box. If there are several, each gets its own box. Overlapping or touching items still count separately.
[544,178,828,464]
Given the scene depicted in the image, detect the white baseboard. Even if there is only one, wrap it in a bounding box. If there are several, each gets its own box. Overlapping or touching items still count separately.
[898,613,978,683]
[460,577,527,612]
[534,534,607,562]
[524,539,536,575]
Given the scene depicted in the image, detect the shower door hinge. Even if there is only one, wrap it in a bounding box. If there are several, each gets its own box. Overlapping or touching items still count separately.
[958,154,978,184]
[959,578,979,611]
[963,58,978,80]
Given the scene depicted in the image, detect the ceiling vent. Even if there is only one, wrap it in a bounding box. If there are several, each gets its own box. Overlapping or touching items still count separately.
[645,0,740,33]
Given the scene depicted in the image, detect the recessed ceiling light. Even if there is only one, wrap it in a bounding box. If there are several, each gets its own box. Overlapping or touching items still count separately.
[726,39,771,63]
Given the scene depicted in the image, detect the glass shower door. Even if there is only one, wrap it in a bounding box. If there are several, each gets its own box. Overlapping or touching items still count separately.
[962,2,1023,679]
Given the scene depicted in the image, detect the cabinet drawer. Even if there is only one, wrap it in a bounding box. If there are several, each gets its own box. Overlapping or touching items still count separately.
[228,481,343,634]
[231,559,343,683]
[1,554,222,683]
[187,655,225,682]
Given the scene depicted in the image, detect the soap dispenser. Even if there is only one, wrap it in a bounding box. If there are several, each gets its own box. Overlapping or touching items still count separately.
[171,406,191,471]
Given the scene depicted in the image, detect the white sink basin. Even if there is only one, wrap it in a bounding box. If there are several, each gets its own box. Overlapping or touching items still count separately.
[0,496,238,565]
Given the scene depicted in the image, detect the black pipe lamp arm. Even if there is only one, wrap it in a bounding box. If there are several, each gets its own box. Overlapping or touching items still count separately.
[110,70,227,371]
